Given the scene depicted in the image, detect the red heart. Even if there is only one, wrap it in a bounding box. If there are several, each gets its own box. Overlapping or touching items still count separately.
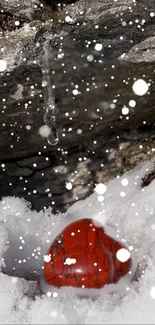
[43,218,131,289]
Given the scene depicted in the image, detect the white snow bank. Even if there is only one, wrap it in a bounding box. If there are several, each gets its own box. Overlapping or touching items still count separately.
[0,160,155,324]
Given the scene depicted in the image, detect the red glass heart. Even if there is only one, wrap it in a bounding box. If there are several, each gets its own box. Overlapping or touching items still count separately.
[44,218,131,289]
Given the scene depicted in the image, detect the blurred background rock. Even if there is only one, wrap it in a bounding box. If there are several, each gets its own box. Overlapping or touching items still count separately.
[0,0,155,213]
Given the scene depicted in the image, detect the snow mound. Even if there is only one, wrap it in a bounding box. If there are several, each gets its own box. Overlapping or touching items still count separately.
[0,160,155,324]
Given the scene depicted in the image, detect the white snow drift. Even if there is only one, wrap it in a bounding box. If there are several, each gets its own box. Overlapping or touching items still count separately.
[0,159,155,324]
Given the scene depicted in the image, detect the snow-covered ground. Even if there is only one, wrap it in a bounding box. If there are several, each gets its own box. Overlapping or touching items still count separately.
[0,159,155,324]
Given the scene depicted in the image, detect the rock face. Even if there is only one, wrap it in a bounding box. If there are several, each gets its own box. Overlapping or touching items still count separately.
[0,0,155,212]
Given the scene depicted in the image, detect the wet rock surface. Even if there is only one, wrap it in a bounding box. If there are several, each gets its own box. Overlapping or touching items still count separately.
[0,0,155,212]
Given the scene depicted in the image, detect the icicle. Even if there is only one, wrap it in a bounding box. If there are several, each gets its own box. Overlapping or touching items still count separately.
[42,40,59,145]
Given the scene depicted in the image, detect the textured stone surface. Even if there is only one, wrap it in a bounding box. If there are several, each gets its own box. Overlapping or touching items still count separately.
[5,163,33,177]
[1,139,155,212]
[44,218,131,289]
[0,0,155,212]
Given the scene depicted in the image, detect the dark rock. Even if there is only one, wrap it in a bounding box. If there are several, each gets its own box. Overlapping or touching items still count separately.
[42,0,78,9]
[5,164,33,177]
[141,168,155,188]
[0,0,155,212]
[17,155,52,170]
[0,138,155,213]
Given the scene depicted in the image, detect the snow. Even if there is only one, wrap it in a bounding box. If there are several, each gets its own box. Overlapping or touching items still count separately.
[122,106,129,115]
[95,43,103,51]
[0,160,155,323]
[132,79,149,96]
[121,178,129,186]
[94,183,107,195]
[116,248,131,263]
[72,89,79,96]
[0,59,7,72]
[66,182,73,190]
[87,54,94,62]
[65,15,73,23]
[129,100,136,108]
[39,125,51,138]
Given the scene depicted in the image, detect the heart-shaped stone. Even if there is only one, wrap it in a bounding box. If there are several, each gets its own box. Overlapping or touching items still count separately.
[43,218,132,289]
